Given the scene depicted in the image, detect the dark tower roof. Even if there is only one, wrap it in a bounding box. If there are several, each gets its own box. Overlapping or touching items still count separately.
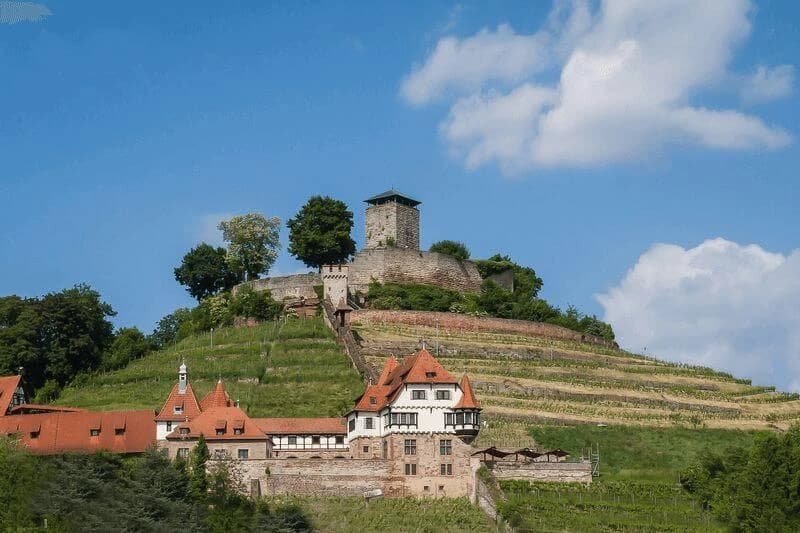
[364,189,421,207]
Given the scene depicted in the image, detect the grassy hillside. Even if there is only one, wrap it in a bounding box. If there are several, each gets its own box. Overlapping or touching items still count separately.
[352,320,800,434]
[56,317,364,417]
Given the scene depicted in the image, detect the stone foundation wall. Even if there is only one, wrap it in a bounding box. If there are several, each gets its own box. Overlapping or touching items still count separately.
[233,273,320,301]
[163,439,270,460]
[489,461,592,484]
[351,309,617,349]
[239,458,399,497]
[348,249,482,294]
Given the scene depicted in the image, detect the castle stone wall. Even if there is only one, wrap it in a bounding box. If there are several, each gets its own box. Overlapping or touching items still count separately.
[350,309,617,349]
[233,273,320,301]
[348,249,483,294]
[365,202,420,250]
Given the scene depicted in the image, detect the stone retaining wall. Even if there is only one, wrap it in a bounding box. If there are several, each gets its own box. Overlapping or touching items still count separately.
[489,461,593,484]
[233,273,320,301]
[348,249,482,294]
[351,309,618,349]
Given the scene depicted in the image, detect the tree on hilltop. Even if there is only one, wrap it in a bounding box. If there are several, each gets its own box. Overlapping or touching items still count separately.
[430,240,470,260]
[218,214,281,281]
[174,243,242,301]
[287,196,356,269]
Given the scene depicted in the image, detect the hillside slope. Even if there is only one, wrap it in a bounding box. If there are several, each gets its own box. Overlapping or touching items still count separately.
[350,312,800,439]
[56,317,364,417]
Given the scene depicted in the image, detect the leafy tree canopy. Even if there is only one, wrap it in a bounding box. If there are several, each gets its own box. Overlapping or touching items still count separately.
[474,254,543,300]
[102,327,153,372]
[218,213,281,281]
[174,243,242,301]
[430,240,470,260]
[0,285,115,393]
[287,195,356,268]
[149,307,192,348]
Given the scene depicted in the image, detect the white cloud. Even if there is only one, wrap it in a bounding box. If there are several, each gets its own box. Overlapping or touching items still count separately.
[741,64,795,103]
[403,0,793,172]
[597,239,800,391]
[0,1,50,24]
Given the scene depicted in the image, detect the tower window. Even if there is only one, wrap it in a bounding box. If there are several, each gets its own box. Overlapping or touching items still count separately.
[365,417,374,429]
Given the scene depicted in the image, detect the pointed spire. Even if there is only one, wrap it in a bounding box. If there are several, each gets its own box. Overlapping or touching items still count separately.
[201,379,232,409]
[454,374,480,409]
[377,356,399,385]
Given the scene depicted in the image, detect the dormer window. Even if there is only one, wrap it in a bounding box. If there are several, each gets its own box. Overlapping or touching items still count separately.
[425,372,436,379]
[90,429,100,437]
[369,396,377,405]
[115,428,125,436]
[233,428,243,436]
[30,431,39,439]
[216,429,225,436]
[179,427,189,435]
[173,405,183,415]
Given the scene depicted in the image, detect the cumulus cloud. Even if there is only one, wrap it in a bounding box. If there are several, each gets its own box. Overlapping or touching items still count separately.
[741,64,795,103]
[0,1,50,24]
[404,0,793,172]
[597,239,800,391]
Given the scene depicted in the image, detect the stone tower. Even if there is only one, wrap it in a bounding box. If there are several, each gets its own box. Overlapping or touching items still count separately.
[364,189,420,250]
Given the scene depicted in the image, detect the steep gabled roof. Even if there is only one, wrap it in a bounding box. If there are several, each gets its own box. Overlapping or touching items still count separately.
[454,375,481,409]
[155,382,202,422]
[0,375,22,416]
[253,417,346,435]
[352,348,459,412]
[200,380,232,410]
[0,410,156,454]
[165,405,265,441]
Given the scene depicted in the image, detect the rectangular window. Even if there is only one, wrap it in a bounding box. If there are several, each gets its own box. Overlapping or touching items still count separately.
[440,439,452,456]
[173,405,183,415]
[404,463,417,476]
[382,440,388,459]
[411,390,426,400]
[215,429,225,436]
[440,463,453,476]
[233,428,243,435]
[288,436,297,446]
[445,413,455,426]
[389,412,418,427]
[115,428,125,436]
[177,448,189,458]
[363,445,369,453]
[456,412,465,425]
[238,449,249,459]
[166,421,173,431]
[179,427,189,435]
[30,431,39,439]
[90,429,100,437]
[312,436,320,445]
[404,439,417,455]
[436,390,451,400]
[365,417,374,429]
[348,418,356,432]
[335,436,344,445]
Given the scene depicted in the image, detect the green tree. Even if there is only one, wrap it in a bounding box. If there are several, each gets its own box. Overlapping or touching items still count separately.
[149,308,192,348]
[287,195,356,268]
[102,327,153,371]
[189,435,210,503]
[430,240,470,260]
[174,244,242,301]
[229,285,283,321]
[218,213,281,281]
[0,285,115,393]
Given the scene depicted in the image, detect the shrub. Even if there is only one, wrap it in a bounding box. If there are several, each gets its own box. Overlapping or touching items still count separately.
[430,240,470,260]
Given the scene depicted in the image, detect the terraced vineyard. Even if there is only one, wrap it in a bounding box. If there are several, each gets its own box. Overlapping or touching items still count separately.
[351,318,800,442]
[56,317,364,417]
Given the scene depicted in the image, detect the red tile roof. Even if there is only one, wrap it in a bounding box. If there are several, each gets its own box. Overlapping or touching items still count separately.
[253,417,346,435]
[352,348,460,412]
[200,380,232,410]
[8,404,86,415]
[165,405,264,441]
[0,375,22,416]
[0,410,156,454]
[454,375,481,409]
[155,383,202,422]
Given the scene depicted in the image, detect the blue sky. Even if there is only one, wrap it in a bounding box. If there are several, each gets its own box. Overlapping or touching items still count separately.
[1,1,798,389]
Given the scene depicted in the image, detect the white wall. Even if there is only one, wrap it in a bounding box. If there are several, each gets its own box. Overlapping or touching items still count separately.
[272,434,349,450]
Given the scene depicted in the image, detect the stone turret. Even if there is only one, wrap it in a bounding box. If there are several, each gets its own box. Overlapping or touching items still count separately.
[364,189,420,250]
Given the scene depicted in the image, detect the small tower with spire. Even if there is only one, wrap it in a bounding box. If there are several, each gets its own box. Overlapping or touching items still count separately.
[178,361,188,393]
